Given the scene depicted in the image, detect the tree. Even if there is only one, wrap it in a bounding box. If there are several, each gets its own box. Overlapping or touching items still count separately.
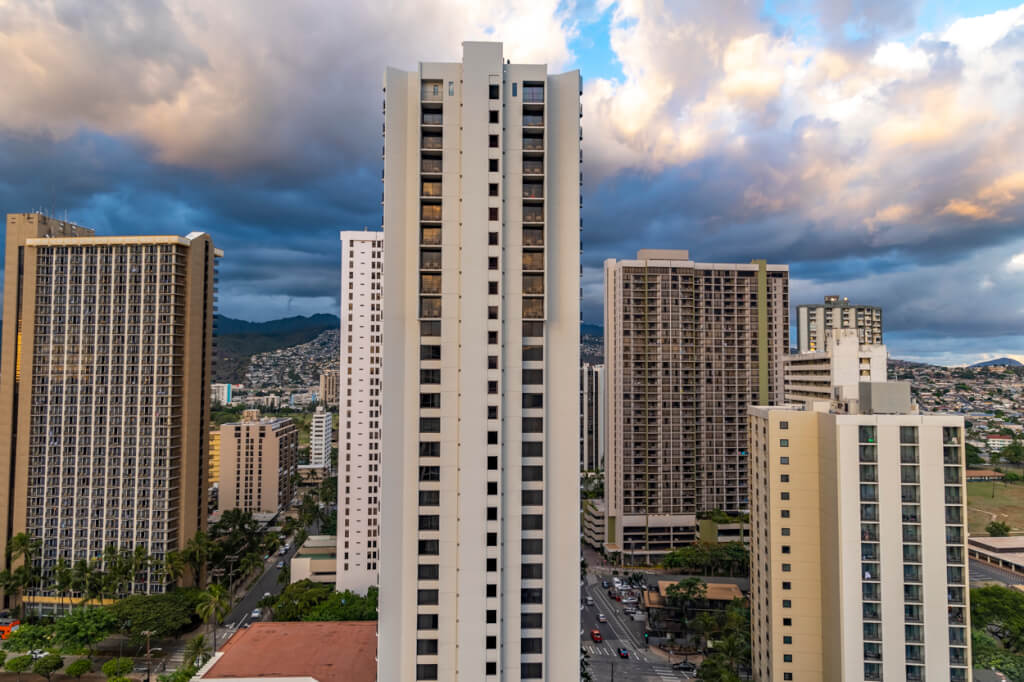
[54,606,118,656]
[183,634,213,669]
[65,659,93,679]
[988,520,1012,537]
[966,442,985,466]
[195,584,230,652]
[4,623,56,653]
[665,578,707,649]
[241,552,263,580]
[110,589,202,644]
[101,657,133,680]
[32,654,64,682]
[277,565,291,587]
[5,654,34,682]
[184,531,212,584]
[54,558,74,614]
[305,587,379,622]
[164,551,186,585]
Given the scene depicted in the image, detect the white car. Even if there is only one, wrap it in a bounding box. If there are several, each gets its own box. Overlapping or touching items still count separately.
[251,608,262,619]
[597,613,607,623]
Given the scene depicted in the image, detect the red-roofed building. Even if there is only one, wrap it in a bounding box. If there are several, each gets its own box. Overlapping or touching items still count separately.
[195,621,376,682]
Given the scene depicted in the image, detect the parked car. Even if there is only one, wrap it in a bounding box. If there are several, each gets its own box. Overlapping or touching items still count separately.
[251,608,262,619]
[590,629,602,643]
[29,650,48,660]
[276,560,285,569]
[585,596,594,606]
[617,647,629,659]
[623,607,636,615]
[597,614,607,623]
[601,580,609,588]
[673,661,698,672]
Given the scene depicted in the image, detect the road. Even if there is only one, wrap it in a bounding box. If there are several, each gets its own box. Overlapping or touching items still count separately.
[581,575,695,682]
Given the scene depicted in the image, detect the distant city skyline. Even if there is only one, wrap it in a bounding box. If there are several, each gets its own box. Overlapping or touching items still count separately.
[1,2,1022,367]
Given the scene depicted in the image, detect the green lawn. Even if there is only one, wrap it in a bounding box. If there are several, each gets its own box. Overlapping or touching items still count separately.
[967,480,1024,535]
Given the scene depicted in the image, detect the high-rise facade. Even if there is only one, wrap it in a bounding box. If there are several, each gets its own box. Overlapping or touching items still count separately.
[310,406,333,470]
[785,330,887,406]
[749,374,970,681]
[580,363,605,471]
[0,213,219,603]
[379,42,581,682]
[319,369,339,406]
[337,230,383,595]
[211,382,232,405]
[209,429,221,486]
[218,410,298,515]
[796,295,882,353]
[604,250,789,561]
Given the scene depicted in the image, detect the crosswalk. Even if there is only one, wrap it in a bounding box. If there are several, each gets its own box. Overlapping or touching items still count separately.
[582,643,651,662]
[650,664,684,680]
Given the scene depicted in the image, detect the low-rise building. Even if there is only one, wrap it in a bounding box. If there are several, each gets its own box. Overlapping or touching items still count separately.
[319,369,340,406]
[583,498,606,550]
[290,535,338,585]
[211,383,233,406]
[968,536,1024,578]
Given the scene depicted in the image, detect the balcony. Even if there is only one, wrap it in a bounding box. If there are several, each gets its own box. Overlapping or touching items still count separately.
[523,114,544,127]
[523,86,544,103]
[421,157,442,174]
[523,207,544,224]
[523,160,544,175]
[421,205,442,222]
[422,112,443,126]
[523,183,543,199]
[523,135,544,151]
[421,136,442,150]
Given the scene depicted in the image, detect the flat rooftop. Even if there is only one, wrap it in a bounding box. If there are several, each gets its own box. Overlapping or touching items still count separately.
[200,621,375,682]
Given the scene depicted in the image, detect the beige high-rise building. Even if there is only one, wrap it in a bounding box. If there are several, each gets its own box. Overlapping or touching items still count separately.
[209,429,221,486]
[580,363,605,472]
[219,410,298,515]
[797,295,882,353]
[0,213,219,605]
[785,330,888,406]
[379,42,581,682]
[749,356,970,681]
[603,250,789,562]
[319,370,339,406]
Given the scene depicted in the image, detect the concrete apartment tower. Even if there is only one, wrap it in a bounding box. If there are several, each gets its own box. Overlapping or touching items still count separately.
[379,42,581,682]
[749,340,970,682]
[310,406,333,470]
[580,363,606,471]
[319,369,340,406]
[0,213,219,606]
[785,330,888,405]
[603,250,789,562]
[218,410,298,515]
[796,295,882,353]
[337,230,383,595]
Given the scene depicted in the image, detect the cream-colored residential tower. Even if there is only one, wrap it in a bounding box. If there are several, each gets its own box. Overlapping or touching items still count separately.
[750,359,970,681]
[218,410,298,515]
[337,230,383,595]
[379,42,581,682]
[0,213,218,605]
[796,295,882,353]
[604,251,789,561]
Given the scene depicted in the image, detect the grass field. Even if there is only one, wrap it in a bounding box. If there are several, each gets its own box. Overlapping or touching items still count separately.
[967,480,1024,535]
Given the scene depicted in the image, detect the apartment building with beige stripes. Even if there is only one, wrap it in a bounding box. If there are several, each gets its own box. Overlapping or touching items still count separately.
[0,213,219,610]
[749,339,970,681]
[603,250,789,562]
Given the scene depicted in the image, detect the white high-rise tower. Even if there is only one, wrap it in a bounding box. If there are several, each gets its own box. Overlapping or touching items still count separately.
[337,230,383,595]
[379,42,581,681]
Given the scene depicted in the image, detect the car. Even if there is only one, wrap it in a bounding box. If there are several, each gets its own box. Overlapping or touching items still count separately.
[585,596,594,606]
[263,592,272,599]
[279,547,288,555]
[134,664,150,673]
[673,661,698,672]
[623,607,636,615]
[276,560,285,569]
[251,608,262,619]
[590,629,602,642]
[29,650,48,660]
[240,622,251,629]
[597,613,607,623]
[617,647,629,659]
[601,580,609,588]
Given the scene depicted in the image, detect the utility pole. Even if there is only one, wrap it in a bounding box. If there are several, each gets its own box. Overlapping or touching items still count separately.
[142,629,155,682]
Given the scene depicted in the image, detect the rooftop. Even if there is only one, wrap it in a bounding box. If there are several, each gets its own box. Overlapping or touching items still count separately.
[199,621,376,682]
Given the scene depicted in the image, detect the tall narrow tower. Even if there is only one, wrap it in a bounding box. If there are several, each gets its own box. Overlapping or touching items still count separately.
[0,213,219,608]
[379,42,581,681]
[337,230,383,595]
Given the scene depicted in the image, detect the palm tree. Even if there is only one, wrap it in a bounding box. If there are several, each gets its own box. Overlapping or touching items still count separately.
[54,559,73,614]
[163,551,186,586]
[131,545,150,592]
[71,559,92,606]
[183,634,213,669]
[7,532,41,612]
[240,552,262,580]
[262,534,281,557]
[184,531,212,585]
[195,584,229,652]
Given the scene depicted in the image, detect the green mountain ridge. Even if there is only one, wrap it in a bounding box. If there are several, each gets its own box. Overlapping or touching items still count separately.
[213,314,339,383]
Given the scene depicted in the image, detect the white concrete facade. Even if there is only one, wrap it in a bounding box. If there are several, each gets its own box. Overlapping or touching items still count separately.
[337,231,383,595]
[785,330,888,406]
[379,42,581,682]
[310,406,332,470]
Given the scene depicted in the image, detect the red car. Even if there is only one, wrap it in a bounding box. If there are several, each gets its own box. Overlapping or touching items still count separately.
[590,629,602,643]
[617,647,629,659]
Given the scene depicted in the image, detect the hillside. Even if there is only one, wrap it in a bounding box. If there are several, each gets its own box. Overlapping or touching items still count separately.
[970,357,1023,368]
[213,314,339,383]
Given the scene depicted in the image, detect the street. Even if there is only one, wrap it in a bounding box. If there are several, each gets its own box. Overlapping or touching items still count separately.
[582,575,695,682]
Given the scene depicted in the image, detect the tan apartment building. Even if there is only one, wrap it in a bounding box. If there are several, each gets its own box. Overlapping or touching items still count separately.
[209,429,221,486]
[219,410,298,515]
[319,369,339,406]
[379,42,581,681]
[604,250,789,562]
[785,330,887,406]
[750,375,970,681]
[796,295,882,353]
[0,213,219,604]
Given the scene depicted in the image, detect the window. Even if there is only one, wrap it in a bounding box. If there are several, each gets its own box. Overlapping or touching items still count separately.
[523,321,544,336]
[489,207,499,221]
[417,614,438,630]
[419,515,440,530]
[487,558,497,572]
[416,664,437,680]
[780,456,789,465]
[421,320,441,336]
[522,345,543,361]
[488,456,497,470]
[488,431,498,445]
[420,344,441,360]
[419,490,440,506]
[522,442,542,458]
[487,405,497,420]
[488,305,498,319]
[420,369,441,384]
[419,466,440,481]
[782,581,791,590]
[521,588,543,604]
[522,515,543,530]
[900,426,918,444]
[489,84,499,99]
[522,465,543,482]
[418,540,439,555]
[489,110,499,123]
[780,439,789,447]
[487,532,497,547]
[522,418,543,433]
[487,609,497,623]
[521,663,542,679]
[523,369,543,384]
[488,232,498,246]
[780,421,789,430]
[521,638,542,654]
[417,639,438,655]
[783,654,792,663]
[783,618,792,626]
[488,331,498,344]
[780,474,790,482]
[487,507,497,520]
[781,492,790,500]
[782,563,791,572]
[781,510,790,518]
[782,599,791,608]
[522,538,543,554]
[489,134,498,148]
[487,481,497,495]
[489,159,498,172]
[488,381,498,394]
[522,612,542,628]
[420,417,441,433]
[488,257,498,270]
[487,584,496,598]
[512,82,518,97]
[523,393,543,408]
[419,442,440,458]
[418,564,439,580]
[522,489,543,505]
[489,183,498,196]
[417,589,438,605]
[420,393,441,408]
[782,545,791,554]
[522,563,543,579]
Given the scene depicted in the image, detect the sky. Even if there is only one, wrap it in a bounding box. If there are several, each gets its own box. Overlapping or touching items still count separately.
[1,0,1023,366]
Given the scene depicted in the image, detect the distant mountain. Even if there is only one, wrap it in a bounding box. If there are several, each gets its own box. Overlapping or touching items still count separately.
[970,357,1023,368]
[213,314,339,383]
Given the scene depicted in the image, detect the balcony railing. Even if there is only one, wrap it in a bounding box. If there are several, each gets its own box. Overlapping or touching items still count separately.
[421,158,442,173]
[523,160,543,175]
[523,136,544,151]
[523,115,544,126]
[421,205,442,221]
[421,136,442,149]
[422,113,443,125]
[523,184,544,199]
